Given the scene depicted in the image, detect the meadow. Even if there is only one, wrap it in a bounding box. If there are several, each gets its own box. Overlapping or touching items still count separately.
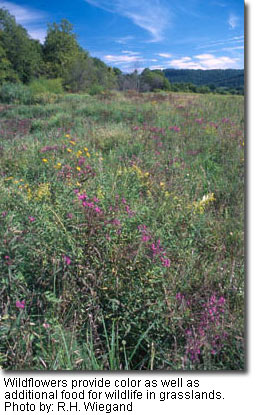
[0,90,244,370]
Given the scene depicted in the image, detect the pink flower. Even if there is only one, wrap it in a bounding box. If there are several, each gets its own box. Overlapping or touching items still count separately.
[63,255,71,265]
[28,216,36,222]
[2,211,7,217]
[16,300,25,309]
[78,193,87,201]
[43,323,50,329]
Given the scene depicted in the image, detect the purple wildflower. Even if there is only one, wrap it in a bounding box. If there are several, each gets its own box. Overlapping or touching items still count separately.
[16,300,25,309]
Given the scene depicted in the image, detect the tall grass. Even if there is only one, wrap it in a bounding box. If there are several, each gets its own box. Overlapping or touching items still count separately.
[0,91,244,370]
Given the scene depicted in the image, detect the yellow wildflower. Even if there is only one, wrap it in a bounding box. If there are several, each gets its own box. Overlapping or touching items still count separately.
[67,148,72,153]
[76,166,81,171]
[42,158,48,163]
[86,152,90,158]
[69,140,76,145]
[77,150,82,157]
[193,193,215,214]
[160,182,165,187]
[84,147,88,152]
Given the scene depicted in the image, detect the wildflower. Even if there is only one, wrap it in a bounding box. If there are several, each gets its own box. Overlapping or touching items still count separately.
[193,193,215,213]
[43,323,50,329]
[84,147,88,152]
[77,150,82,157]
[161,257,171,267]
[86,152,90,158]
[28,216,36,222]
[160,182,165,187]
[78,193,87,201]
[65,134,70,138]
[67,148,72,153]
[67,213,73,219]
[55,162,62,169]
[42,158,48,163]
[2,211,7,217]
[63,255,71,266]
[76,166,81,171]
[16,300,25,309]
[69,140,76,145]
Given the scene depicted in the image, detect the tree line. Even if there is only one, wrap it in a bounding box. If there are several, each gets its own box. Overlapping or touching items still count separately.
[0,7,244,97]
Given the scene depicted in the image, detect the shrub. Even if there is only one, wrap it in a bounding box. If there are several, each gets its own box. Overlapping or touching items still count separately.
[29,78,64,95]
[88,83,105,96]
[0,82,32,104]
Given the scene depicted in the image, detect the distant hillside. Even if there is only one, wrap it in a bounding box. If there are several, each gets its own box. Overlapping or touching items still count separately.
[163,69,244,88]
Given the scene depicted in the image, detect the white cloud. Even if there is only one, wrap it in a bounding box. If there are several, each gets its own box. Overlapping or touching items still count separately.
[27,28,47,43]
[121,50,140,55]
[168,53,239,70]
[222,46,244,52]
[157,53,172,58]
[169,58,204,70]
[149,65,166,70]
[0,1,46,24]
[0,1,47,42]
[84,0,170,42]
[228,14,239,29]
[104,54,144,64]
[115,35,134,44]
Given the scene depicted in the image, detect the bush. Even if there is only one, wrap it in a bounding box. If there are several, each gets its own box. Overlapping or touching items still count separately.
[88,84,105,96]
[29,78,64,95]
[0,82,32,104]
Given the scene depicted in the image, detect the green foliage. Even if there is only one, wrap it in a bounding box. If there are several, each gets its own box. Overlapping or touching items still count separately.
[29,78,64,95]
[140,68,171,92]
[164,68,244,88]
[88,83,105,95]
[43,19,81,79]
[0,91,244,370]
[0,81,32,103]
[0,8,43,83]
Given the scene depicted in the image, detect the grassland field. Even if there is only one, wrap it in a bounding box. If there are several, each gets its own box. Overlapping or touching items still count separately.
[0,90,244,370]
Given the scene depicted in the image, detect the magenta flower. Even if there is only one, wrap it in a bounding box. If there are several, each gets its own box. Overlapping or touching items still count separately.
[16,300,25,309]
[78,193,87,201]
[43,322,50,329]
[63,255,71,265]
[2,211,7,217]
[28,216,36,222]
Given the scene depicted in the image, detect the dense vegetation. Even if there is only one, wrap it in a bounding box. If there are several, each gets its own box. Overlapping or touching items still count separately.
[0,8,244,97]
[0,90,244,370]
[164,69,244,90]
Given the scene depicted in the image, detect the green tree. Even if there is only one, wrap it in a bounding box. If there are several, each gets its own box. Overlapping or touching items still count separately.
[0,8,43,83]
[140,68,170,92]
[43,19,81,79]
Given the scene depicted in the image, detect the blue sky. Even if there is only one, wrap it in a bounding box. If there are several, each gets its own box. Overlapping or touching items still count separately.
[0,0,244,72]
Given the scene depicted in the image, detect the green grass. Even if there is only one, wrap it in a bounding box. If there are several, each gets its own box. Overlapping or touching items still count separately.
[0,91,244,370]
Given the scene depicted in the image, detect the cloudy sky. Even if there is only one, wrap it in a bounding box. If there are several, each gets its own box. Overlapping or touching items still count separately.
[0,0,244,72]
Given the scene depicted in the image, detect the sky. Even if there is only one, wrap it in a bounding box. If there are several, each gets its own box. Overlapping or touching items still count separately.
[0,0,244,72]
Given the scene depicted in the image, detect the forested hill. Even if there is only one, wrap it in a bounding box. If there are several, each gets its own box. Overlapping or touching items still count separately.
[163,69,244,88]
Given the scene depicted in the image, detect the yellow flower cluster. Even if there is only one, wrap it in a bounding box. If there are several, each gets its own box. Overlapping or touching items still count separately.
[193,193,215,214]
[23,182,51,201]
